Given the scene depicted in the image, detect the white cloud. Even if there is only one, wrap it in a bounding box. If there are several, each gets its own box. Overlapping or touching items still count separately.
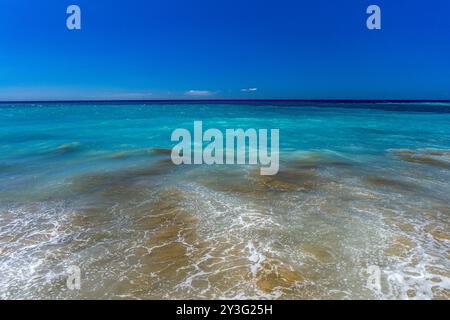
[241,88,258,92]
[185,90,215,96]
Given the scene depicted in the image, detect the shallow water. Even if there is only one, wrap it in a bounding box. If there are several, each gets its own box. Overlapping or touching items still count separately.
[0,102,449,299]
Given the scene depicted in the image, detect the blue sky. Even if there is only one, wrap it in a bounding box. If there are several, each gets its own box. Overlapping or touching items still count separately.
[0,0,449,100]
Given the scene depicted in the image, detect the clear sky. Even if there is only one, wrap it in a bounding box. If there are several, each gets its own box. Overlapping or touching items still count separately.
[0,0,450,100]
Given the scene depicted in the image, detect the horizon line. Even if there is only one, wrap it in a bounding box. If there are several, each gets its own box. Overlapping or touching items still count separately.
[1,99,450,104]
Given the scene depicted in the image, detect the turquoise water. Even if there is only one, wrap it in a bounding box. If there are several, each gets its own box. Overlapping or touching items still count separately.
[0,102,449,299]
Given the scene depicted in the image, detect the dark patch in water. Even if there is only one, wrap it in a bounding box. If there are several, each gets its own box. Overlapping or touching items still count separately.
[110,148,171,160]
[294,159,353,170]
[289,152,355,171]
[255,167,320,192]
[391,149,450,169]
[71,159,175,201]
[0,163,22,174]
[55,142,81,154]
[364,176,419,191]
[400,155,450,169]
[40,142,82,156]
[190,156,348,194]
[425,150,450,156]
[149,148,172,156]
[189,163,324,194]
[392,149,416,155]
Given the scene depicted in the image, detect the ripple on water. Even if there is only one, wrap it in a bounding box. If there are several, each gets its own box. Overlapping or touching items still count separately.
[389,148,450,169]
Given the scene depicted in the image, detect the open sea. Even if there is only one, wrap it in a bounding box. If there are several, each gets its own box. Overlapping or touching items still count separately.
[0,101,449,299]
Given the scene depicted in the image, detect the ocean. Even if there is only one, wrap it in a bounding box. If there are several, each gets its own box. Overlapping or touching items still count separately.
[0,101,449,299]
